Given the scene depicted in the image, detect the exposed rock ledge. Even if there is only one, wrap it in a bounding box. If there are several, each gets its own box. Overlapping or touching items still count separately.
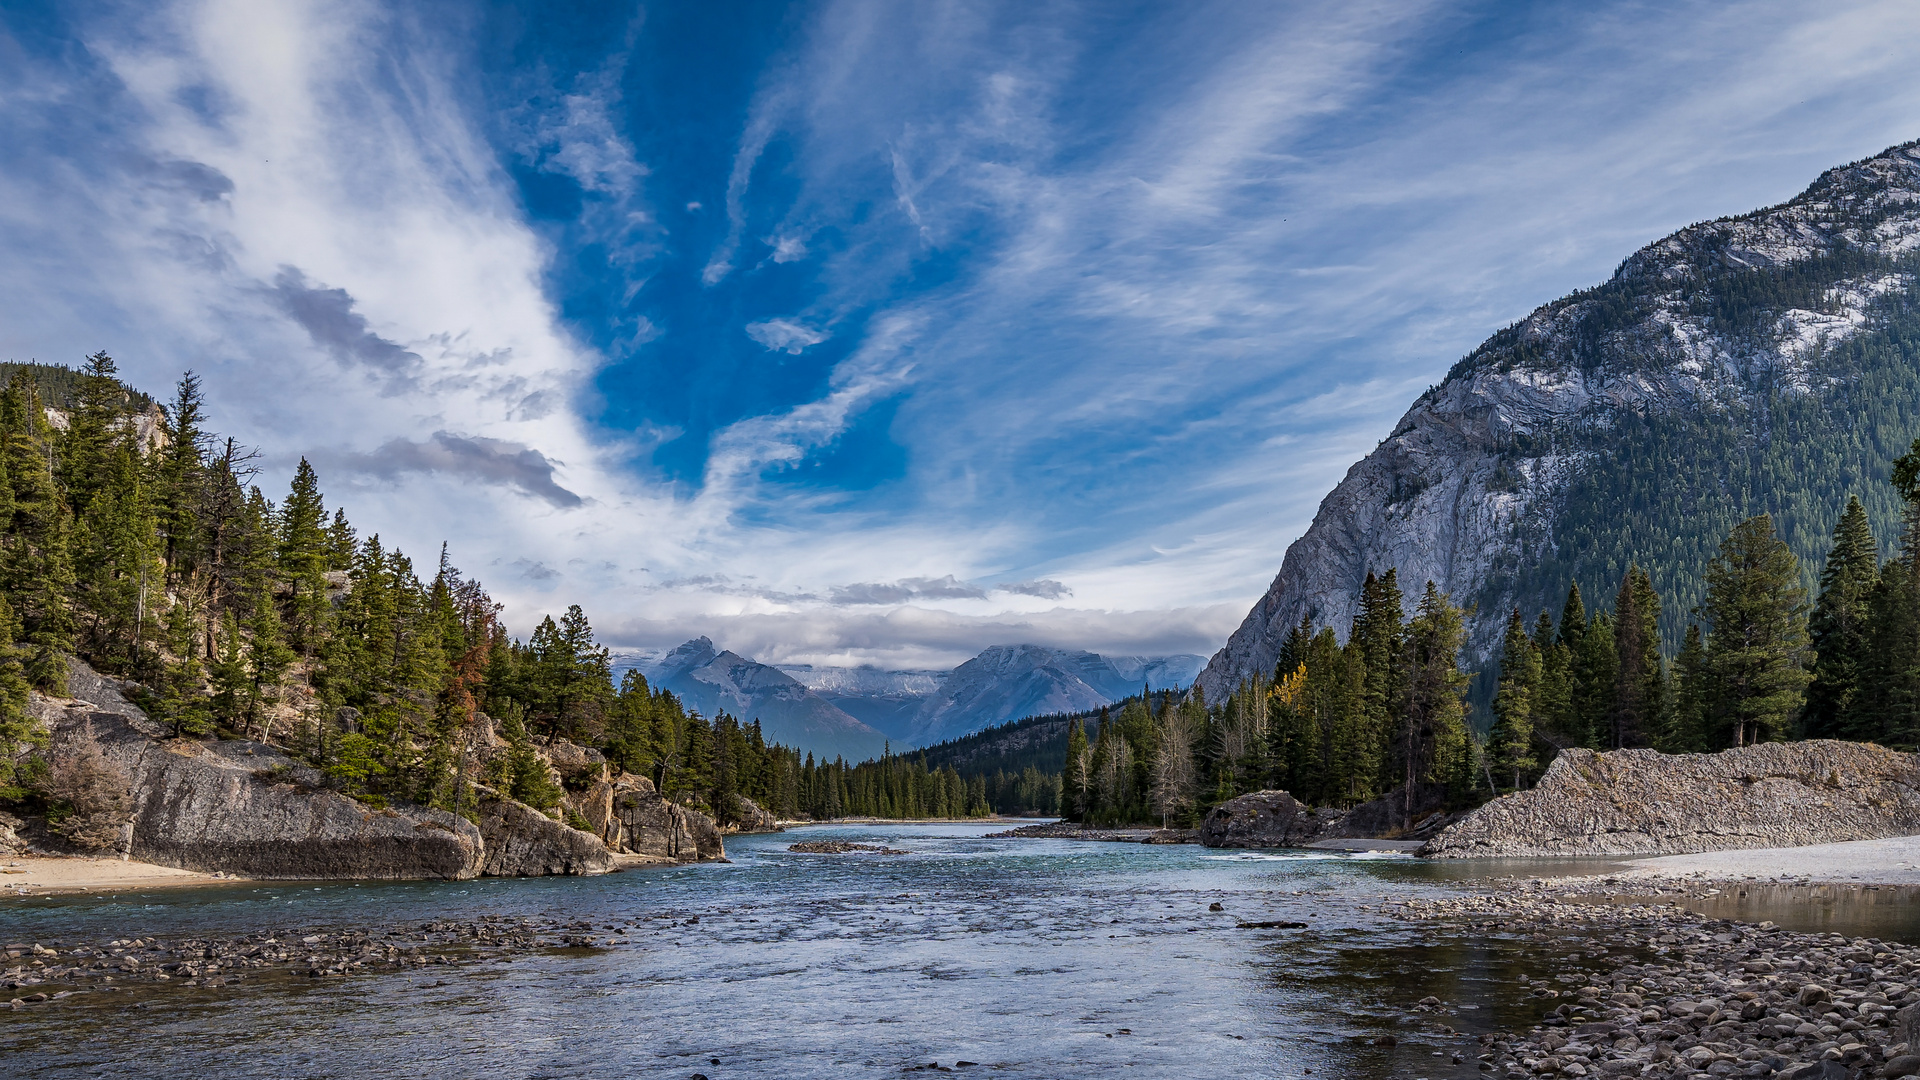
[19,659,725,880]
[1421,740,1920,858]
[1199,783,1460,849]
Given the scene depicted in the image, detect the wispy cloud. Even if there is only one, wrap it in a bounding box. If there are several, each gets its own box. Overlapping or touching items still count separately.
[745,317,829,354]
[328,431,585,509]
[270,268,423,392]
[6,0,1920,669]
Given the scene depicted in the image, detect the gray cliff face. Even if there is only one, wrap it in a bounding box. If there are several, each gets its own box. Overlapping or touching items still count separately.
[1195,141,1920,703]
[566,774,726,862]
[476,792,614,877]
[24,659,725,878]
[1421,740,1920,858]
[41,664,484,880]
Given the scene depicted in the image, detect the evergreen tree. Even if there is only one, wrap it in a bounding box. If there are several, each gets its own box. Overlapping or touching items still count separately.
[1061,716,1090,820]
[1397,581,1470,824]
[278,458,329,654]
[1488,608,1539,789]
[0,375,75,691]
[1664,624,1710,752]
[1608,565,1663,748]
[1803,495,1879,738]
[1699,514,1811,746]
[0,596,40,798]
[1571,613,1617,749]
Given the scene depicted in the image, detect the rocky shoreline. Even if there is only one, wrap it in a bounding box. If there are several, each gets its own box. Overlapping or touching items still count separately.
[4,914,627,1009]
[1379,884,1920,1078]
[982,822,1198,844]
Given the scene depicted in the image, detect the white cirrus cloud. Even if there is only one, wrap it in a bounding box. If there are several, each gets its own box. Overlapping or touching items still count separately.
[745,317,830,354]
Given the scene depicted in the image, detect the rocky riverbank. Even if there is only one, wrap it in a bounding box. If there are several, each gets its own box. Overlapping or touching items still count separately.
[4,914,626,1009]
[4,659,727,882]
[983,822,1197,844]
[1380,885,1920,1078]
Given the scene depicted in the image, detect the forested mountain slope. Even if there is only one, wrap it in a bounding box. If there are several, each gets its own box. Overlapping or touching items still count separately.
[1197,139,1920,703]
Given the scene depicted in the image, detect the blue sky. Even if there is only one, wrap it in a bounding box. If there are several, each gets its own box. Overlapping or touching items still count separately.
[3,0,1920,669]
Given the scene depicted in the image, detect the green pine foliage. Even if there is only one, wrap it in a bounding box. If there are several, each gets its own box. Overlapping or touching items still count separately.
[1479,247,1920,659]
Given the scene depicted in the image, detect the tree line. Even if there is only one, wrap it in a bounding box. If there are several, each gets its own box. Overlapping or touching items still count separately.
[1059,437,1920,827]
[0,356,1026,835]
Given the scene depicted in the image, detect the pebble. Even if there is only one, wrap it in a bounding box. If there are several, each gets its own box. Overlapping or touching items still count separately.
[0,914,617,1005]
[1384,888,1920,1079]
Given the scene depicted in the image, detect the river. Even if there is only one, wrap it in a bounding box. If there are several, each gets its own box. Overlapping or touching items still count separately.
[3,822,1914,1079]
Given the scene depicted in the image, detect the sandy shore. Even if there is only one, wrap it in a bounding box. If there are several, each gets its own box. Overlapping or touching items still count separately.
[0,855,234,898]
[1597,836,1920,886]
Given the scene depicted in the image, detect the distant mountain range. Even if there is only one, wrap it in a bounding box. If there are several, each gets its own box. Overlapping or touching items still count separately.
[619,641,1204,760]
[891,645,1204,749]
[637,638,889,763]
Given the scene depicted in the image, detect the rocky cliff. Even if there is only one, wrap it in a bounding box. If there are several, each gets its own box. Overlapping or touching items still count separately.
[1421,740,1920,858]
[1196,139,1920,701]
[36,663,485,879]
[18,659,726,879]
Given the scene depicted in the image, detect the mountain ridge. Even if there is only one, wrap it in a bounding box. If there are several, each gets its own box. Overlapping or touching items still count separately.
[630,640,1202,755]
[1195,138,1920,705]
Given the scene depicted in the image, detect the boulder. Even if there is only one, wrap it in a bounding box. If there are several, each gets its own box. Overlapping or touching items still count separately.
[728,795,781,833]
[1422,740,1920,858]
[545,739,607,784]
[1316,783,1457,840]
[34,662,483,879]
[1200,790,1324,848]
[566,774,725,862]
[474,792,613,877]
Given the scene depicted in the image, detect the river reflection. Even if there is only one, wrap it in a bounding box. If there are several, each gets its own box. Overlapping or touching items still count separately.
[0,824,1910,1079]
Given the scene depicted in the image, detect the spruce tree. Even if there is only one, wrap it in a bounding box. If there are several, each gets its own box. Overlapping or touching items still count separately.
[278,458,329,654]
[0,376,75,692]
[0,595,39,798]
[1803,495,1879,738]
[1349,569,1404,795]
[58,351,125,517]
[1488,608,1539,789]
[1609,565,1662,748]
[1660,625,1710,752]
[1854,440,1920,746]
[1397,581,1469,823]
[1699,514,1811,746]
[1570,613,1616,749]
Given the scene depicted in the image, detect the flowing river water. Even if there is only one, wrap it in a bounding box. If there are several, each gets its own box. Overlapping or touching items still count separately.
[4,822,1918,1079]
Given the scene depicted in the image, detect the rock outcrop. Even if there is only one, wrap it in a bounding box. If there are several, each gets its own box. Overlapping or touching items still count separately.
[1199,784,1458,848]
[14,659,728,878]
[1421,740,1920,858]
[1199,790,1328,848]
[564,774,726,862]
[475,791,613,876]
[729,795,780,833]
[38,666,485,879]
[1195,140,1920,702]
